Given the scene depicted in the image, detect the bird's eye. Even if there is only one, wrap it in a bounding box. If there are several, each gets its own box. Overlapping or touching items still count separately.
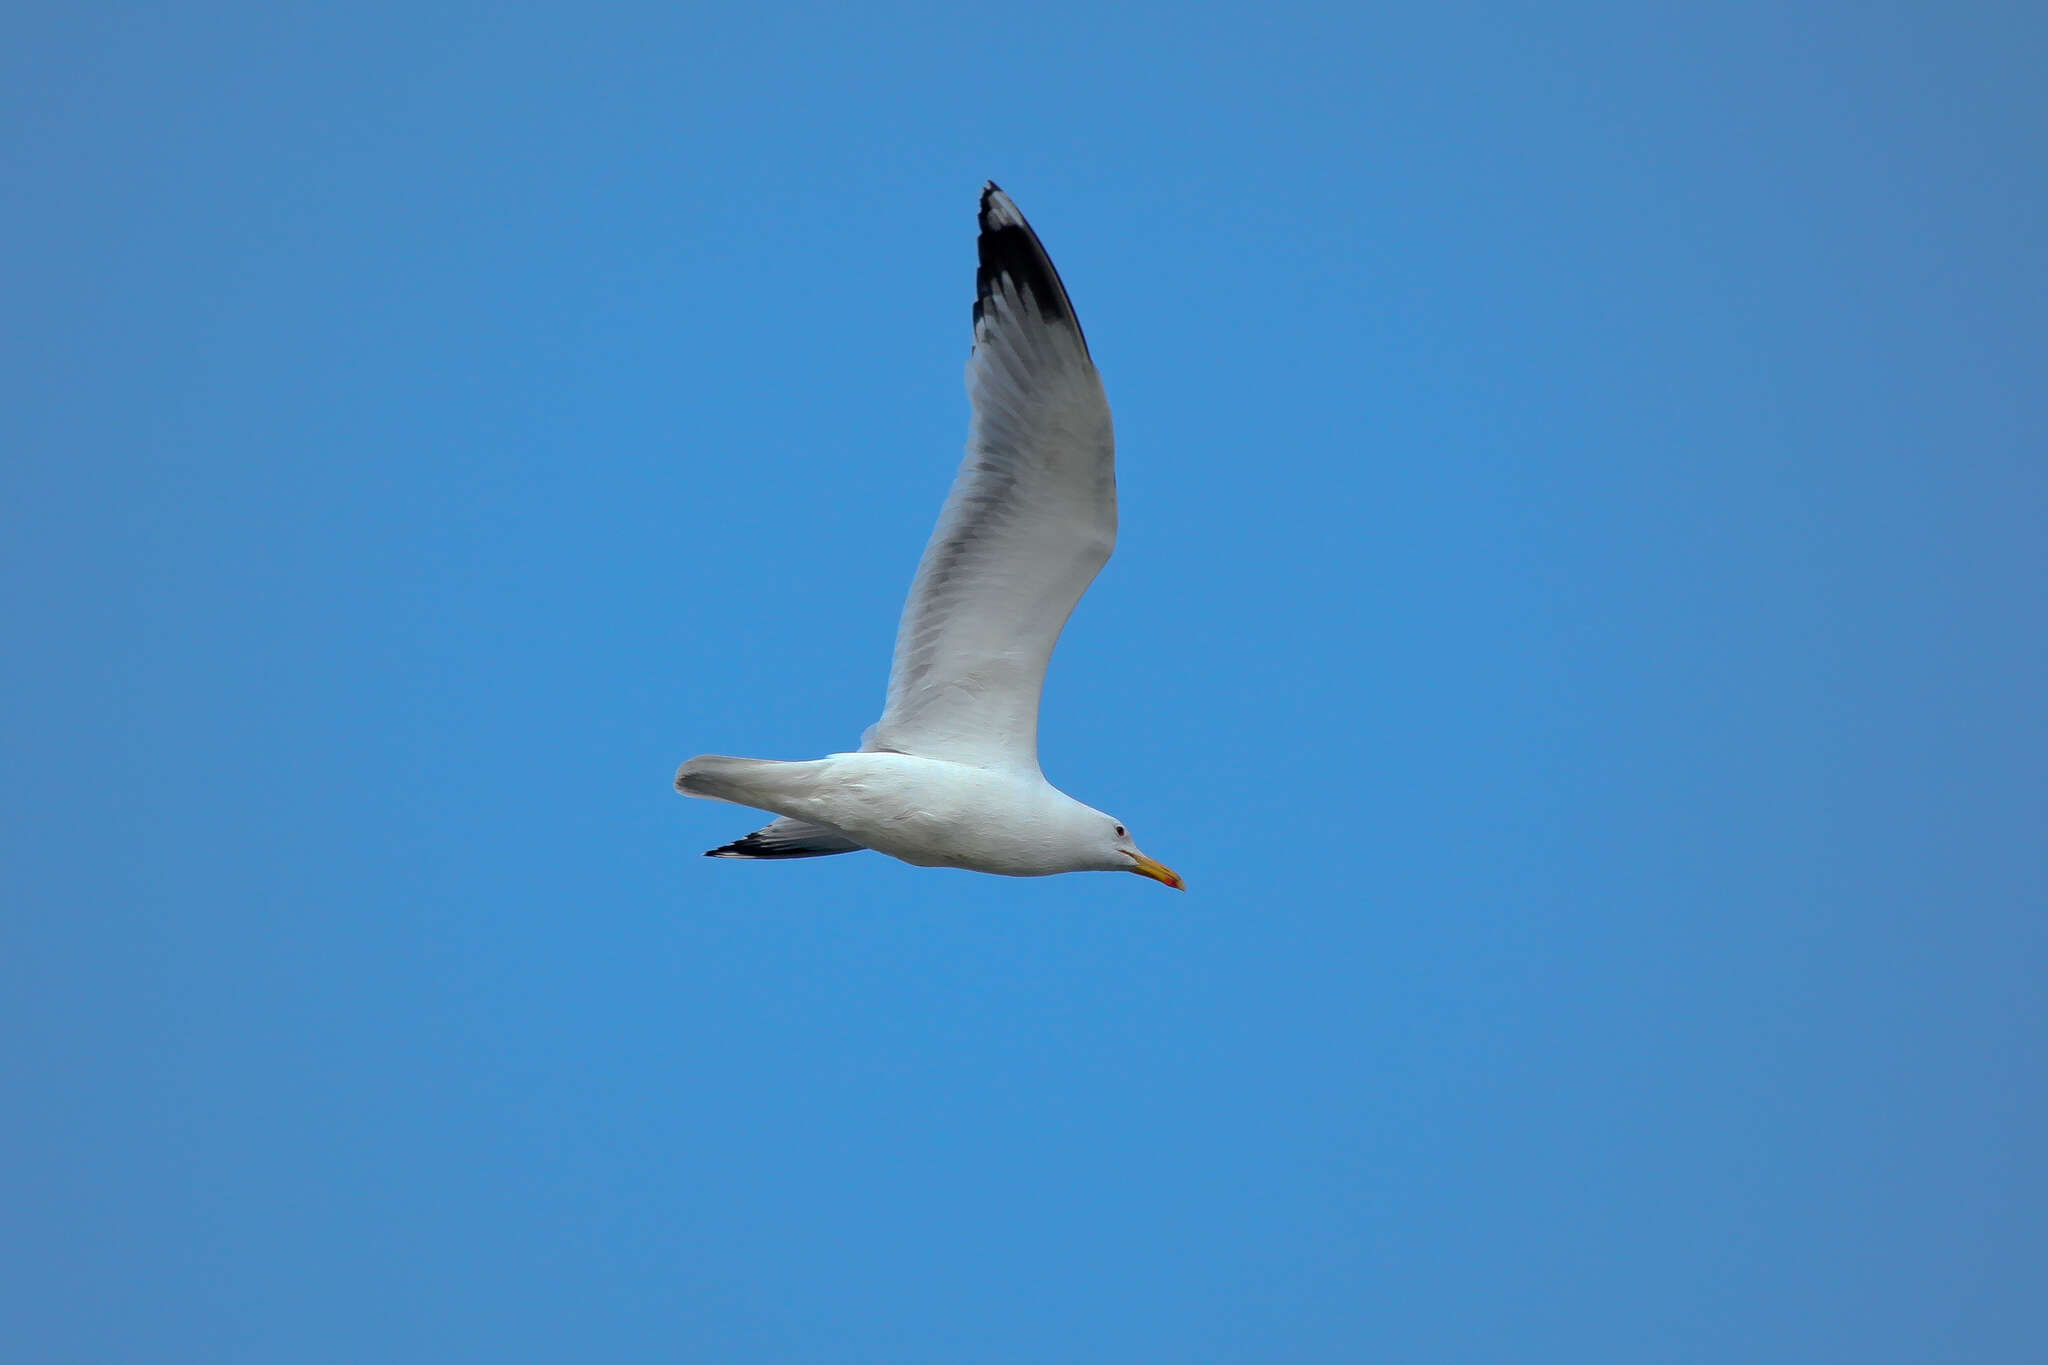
[1114,824,1126,838]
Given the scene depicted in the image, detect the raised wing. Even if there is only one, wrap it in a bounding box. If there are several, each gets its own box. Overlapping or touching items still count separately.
[861,184,1116,771]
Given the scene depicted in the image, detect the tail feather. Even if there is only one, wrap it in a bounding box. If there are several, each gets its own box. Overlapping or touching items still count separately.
[674,754,783,806]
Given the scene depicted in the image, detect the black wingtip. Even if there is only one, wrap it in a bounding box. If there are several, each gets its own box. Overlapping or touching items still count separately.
[703,831,829,860]
[973,183,1089,354]
[977,181,1010,231]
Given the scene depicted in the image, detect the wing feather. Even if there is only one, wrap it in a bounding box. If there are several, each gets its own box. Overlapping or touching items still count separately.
[862,184,1116,770]
[705,816,865,860]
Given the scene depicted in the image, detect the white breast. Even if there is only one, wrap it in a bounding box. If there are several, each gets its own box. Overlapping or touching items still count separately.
[796,752,1089,876]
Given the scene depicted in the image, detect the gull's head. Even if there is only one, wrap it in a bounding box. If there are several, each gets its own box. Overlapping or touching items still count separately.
[1089,814,1184,891]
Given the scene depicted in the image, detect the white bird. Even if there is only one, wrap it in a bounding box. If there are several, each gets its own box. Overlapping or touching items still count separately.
[674,184,1182,890]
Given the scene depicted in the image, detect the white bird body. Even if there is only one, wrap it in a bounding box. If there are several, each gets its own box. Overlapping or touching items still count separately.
[678,752,1127,877]
[675,185,1182,890]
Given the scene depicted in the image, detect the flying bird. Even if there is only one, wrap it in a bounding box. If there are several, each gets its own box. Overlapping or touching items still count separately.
[674,184,1182,890]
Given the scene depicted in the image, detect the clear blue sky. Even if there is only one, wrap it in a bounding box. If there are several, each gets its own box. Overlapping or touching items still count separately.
[6,2,2043,1361]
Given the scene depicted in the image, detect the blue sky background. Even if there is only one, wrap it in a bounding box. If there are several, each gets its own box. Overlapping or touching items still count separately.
[6,2,2044,1361]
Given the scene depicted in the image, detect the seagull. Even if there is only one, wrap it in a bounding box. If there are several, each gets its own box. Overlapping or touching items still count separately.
[674,184,1182,890]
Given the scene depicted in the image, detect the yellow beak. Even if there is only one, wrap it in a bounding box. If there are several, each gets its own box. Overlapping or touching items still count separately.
[1128,852,1185,891]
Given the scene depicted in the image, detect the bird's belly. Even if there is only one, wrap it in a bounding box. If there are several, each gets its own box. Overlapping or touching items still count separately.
[803,755,1063,877]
